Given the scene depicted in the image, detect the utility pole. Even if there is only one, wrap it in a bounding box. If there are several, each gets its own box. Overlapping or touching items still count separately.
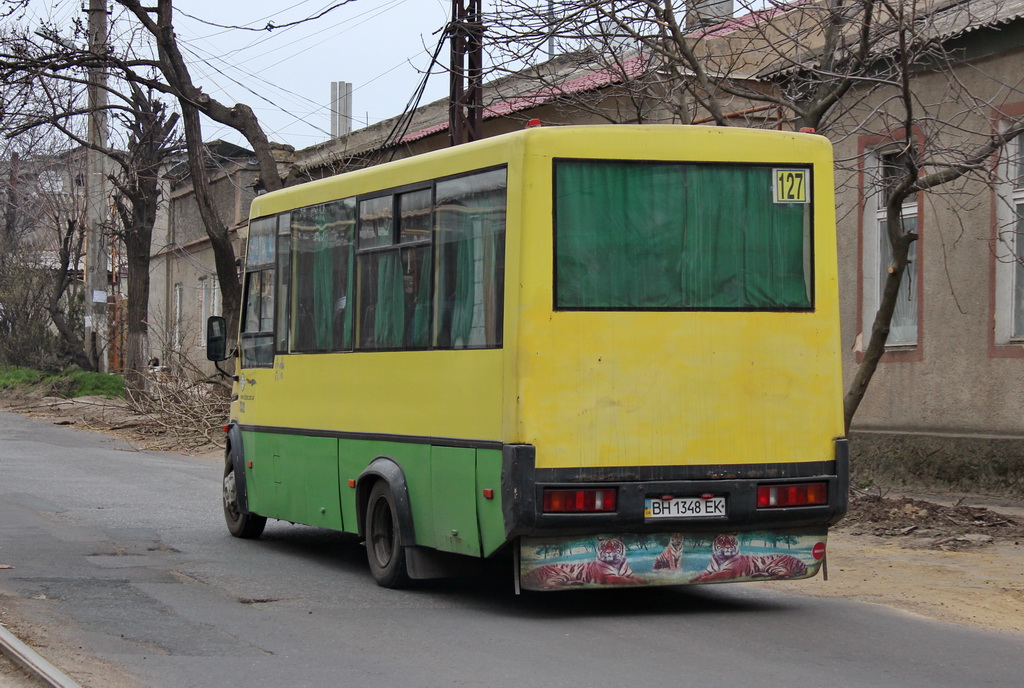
[84,0,109,372]
[548,0,555,59]
[449,0,483,146]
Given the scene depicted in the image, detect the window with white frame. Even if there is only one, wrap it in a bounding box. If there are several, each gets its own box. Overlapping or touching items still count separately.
[995,131,1024,343]
[198,277,210,346]
[862,149,918,347]
[194,276,222,347]
[212,278,221,320]
[173,283,184,351]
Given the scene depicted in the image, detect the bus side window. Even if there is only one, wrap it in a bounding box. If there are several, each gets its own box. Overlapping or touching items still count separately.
[276,213,291,354]
[241,269,275,368]
[240,216,277,368]
[356,191,432,351]
[434,169,507,349]
[291,199,356,353]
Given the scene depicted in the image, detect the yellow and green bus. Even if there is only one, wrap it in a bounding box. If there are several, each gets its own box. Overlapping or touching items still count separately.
[208,125,847,591]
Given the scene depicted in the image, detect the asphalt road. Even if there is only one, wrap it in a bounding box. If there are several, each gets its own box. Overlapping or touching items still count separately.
[1,409,1022,688]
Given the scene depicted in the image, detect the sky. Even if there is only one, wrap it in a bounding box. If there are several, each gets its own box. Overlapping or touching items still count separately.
[170,0,455,147]
[19,0,466,150]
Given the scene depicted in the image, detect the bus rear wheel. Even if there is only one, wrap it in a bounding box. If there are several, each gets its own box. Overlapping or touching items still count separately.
[365,481,410,588]
[223,455,266,539]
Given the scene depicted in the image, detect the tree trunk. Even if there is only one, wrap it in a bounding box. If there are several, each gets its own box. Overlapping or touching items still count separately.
[46,219,94,371]
[843,203,917,431]
[122,219,152,391]
[179,100,242,340]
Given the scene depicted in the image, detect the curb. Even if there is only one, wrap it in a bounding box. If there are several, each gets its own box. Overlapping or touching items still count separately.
[0,625,81,688]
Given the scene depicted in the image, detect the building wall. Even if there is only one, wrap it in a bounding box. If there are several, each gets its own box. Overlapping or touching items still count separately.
[148,166,256,376]
[832,44,1024,440]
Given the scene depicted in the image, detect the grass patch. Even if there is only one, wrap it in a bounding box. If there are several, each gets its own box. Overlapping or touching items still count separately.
[0,366,49,391]
[0,366,124,399]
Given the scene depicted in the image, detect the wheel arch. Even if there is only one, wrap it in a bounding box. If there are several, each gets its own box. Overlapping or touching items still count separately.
[356,457,417,546]
[225,422,253,515]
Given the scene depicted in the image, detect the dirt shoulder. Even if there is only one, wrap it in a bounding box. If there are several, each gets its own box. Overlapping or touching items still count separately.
[2,393,1023,634]
[762,493,1024,633]
[0,391,223,457]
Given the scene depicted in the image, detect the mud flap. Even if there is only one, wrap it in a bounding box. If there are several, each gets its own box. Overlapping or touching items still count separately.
[405,546,482,580]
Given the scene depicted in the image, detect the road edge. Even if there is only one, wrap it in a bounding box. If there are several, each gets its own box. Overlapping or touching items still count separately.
[0,625,81,688]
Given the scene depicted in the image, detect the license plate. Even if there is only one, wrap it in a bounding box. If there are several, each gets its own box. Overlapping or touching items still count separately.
[645,496,726,519]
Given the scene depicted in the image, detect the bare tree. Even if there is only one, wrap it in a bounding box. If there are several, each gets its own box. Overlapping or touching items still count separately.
[110,0,303,339]
[4,0,294,343]
[0,126,91,370]
[107,86,179,390]
[1,15,189,383]
[490,0,1024,428]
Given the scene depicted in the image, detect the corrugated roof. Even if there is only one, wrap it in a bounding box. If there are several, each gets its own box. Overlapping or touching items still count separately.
[925,0,1024,41]
[753,0,1024,78]
[694,0,813,38]
[297,1,1024,169]
[397,53,650,144]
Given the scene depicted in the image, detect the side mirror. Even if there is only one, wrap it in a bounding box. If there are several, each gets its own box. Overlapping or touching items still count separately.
[206,316,229,362]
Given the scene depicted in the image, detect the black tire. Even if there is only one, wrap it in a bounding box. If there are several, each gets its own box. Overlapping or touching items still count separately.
[223,453,266,539]
[365,481,411,588]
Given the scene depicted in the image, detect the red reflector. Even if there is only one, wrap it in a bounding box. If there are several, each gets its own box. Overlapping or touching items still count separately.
[542,488,617,513]
[223,425,230,433]
[483,489,494,499]
[347,479,356,488]
[526,118,542,128]
[757,482,828,508]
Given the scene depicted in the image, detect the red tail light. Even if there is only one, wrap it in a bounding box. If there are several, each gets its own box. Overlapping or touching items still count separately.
[757,482,828,508]
[542,488,617,513]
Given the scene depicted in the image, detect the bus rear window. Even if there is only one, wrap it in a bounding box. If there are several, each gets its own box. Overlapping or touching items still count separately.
[554,160,812,311]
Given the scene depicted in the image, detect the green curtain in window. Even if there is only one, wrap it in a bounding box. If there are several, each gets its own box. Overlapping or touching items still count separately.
[313,226,334,350]
[681,167,809,308]
[412,248,432,347]
[451,213,475,345]
[555,162,810,309]
[375,252,404,348]
[484,221,500,341]
[341,239,355,349]
[556,163,687,308]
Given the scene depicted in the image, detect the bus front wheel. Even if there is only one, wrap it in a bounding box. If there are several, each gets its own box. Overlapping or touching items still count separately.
[223,455,267,539]
[365,481,411,588]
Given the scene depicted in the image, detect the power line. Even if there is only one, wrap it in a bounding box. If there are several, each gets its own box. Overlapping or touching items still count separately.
[178,43,334,139]
[170,1,449,142]
[186,0,312,40]
[177,1,445,137]
[176,0,359,33]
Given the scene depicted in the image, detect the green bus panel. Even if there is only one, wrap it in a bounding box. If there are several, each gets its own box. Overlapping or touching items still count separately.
[337,440,361,535]
[241,430,283,519]
[244,433,506,558]
[243,431,343,530]
[339,440,435,548]
[430,446,481,557]
[283,434,342,530]
[475,448,505,557]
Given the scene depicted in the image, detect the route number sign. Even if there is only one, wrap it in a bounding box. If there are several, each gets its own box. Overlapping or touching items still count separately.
[773,168,810,204]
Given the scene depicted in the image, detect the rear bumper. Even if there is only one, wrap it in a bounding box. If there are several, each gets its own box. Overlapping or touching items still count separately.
[502,439,849,539]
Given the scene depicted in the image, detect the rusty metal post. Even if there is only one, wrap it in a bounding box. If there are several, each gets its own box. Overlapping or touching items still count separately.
[449,0,483,146]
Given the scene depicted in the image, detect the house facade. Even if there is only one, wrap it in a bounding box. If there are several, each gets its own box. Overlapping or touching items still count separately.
[147,141,259,374]
[829,9,1024,491]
